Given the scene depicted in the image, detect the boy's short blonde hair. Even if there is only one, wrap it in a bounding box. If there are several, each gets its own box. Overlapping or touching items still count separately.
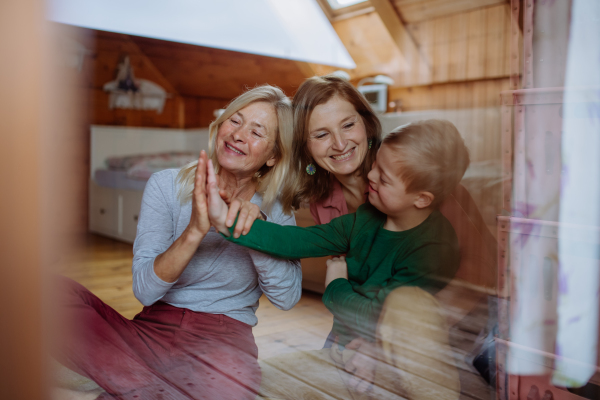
[383,119,470,207]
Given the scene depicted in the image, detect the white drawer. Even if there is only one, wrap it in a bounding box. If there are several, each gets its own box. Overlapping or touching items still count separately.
[121,189,144,242]
[89,181,119,237]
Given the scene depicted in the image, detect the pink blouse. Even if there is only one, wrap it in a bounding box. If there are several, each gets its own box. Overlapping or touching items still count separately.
[309,177,368,225]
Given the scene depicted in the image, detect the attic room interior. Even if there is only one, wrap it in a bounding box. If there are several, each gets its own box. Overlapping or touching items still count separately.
[2,1,600,399]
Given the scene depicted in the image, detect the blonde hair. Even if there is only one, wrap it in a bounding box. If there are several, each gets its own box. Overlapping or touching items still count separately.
[383,119,470,207]
[177,85,293,215]
[280,75,382,211]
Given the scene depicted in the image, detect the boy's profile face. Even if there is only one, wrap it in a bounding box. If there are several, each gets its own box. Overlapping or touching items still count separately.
[367,144,429,219]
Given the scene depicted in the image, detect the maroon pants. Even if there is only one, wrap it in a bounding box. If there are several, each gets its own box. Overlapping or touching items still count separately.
[55,277,261,400]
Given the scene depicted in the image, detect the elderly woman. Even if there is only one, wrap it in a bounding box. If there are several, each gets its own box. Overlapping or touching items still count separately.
[56,85,301,400]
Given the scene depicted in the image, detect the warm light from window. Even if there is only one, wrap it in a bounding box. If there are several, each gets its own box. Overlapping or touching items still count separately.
[327,0,367,10]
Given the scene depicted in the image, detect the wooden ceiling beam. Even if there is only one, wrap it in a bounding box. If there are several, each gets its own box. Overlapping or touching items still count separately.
[295,62,317,79]
[125,35,179,95]
[369,0,430,71]
[124,35,185,128]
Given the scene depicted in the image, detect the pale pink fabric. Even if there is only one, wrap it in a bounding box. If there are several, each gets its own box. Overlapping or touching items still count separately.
[309,178,367,225]
[309,178,346,225]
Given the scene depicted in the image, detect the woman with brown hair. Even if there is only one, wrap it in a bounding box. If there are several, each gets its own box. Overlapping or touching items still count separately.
[281,74,381,219]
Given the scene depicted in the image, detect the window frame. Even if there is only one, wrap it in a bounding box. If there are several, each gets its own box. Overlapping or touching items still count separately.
[316,0,373,22]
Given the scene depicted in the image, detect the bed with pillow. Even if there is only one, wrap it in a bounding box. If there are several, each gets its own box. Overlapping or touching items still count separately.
[89,125,209,243]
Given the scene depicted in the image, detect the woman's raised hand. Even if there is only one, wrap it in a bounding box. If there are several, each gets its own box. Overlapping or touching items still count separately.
[206,157,231,236]
[187,150,212,240]
[153,151,211,283]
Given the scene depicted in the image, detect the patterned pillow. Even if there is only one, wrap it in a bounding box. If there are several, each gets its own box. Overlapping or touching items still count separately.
[105,152,199,180]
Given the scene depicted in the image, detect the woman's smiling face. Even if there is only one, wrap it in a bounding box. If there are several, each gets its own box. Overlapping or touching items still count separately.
[306,95,368,178]
[215,101,278,178]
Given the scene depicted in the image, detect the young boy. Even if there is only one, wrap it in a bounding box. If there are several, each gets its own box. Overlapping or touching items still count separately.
[204,119,470,399]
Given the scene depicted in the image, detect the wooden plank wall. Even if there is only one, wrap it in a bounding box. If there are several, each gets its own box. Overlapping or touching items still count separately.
[403,3,511,86]
[389,77,510,112]
[313,3,513,111]
[65,28,232,130]
[391,0,507,23]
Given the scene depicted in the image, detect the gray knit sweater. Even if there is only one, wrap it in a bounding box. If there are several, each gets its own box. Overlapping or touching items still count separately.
[132,169,302,326]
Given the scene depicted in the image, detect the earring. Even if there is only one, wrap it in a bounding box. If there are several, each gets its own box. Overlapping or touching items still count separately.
[306,163,316,176]
[368,139,373,149]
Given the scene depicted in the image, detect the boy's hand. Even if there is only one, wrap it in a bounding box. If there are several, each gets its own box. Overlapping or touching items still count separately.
[226,198,263,239]
[325,256,348,287]
[344,338,379,394]
[206,159,230,236]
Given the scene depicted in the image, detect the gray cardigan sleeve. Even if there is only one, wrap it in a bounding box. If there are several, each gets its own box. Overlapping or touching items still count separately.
[132,172,177,306]
[247,210,302,311]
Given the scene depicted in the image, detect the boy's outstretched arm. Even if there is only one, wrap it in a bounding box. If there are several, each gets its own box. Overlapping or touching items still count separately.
[205,158,352,259]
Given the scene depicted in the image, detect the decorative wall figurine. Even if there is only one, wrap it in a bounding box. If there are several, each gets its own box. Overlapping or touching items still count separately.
[103,56,168,113]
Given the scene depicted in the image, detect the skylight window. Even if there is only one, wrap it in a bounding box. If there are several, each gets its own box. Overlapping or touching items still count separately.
[327,0,368,9]
[47,0,355,68]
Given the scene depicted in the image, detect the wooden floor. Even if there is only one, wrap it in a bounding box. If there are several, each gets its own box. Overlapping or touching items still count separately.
[58,233,494,399]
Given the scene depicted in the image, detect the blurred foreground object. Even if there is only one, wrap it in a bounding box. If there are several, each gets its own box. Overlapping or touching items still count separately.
[0,0,47,399]
[1,0,82,398]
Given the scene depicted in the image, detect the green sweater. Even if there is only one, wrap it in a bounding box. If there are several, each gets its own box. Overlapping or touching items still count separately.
[226,202,460,346]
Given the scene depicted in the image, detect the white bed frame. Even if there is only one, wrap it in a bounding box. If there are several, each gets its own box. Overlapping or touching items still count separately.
[89,125,210,243]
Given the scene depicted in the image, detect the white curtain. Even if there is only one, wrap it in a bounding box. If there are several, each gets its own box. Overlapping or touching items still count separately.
[555,0,600,387]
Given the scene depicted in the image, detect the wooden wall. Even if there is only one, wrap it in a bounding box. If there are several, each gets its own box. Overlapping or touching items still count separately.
[403,3,511,85]
[391,0,507,23]
[389,77,510,112]
[60,24,311,130]
[312,2,514,111]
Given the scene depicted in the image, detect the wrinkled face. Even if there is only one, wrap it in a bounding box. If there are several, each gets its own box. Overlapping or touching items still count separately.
[215,101,278,177]
[306,95,368,178]
[367,144,417,217]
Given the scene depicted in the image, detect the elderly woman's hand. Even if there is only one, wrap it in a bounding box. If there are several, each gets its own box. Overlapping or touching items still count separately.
[154,151,212,283]
[205,157,231,236]
[187,151,212,240]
